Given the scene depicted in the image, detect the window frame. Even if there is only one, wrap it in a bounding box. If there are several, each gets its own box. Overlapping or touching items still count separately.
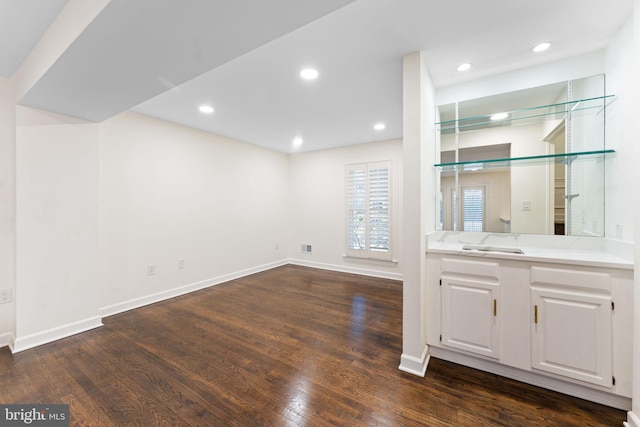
[346,161,392,261]
[441,184,486,232]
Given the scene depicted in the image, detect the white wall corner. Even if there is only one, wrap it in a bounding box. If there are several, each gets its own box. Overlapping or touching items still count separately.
[624,411,640,427]
[399,345,430,377]
[11,316,102,353]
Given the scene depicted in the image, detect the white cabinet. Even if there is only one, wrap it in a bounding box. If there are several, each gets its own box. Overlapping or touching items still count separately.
[530,265,613,388]
[426,252,633,407]
[531,287,612,387]
[435,257,501,358]
[441,277,499,358]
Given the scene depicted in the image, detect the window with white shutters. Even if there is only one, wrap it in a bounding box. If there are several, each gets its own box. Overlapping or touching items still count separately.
[346,161,392,260]
[444,185,485,232]
[462,186,484,232]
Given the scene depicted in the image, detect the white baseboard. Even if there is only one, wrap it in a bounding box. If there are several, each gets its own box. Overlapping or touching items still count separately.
[11,316,103,354]
[100,260,289,318]
[288,258,403,281]
[430,347,632,411]
[0,332,13,349]
[10,259,389,353]
[625,411,640,427]
[399,345,430,377]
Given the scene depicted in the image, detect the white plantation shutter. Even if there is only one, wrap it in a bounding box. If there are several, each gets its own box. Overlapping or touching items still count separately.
[452,188,458,231]
[346,161,392,260]
[347,166,367,251]
[446,185,485,232]
[462,186,484,232]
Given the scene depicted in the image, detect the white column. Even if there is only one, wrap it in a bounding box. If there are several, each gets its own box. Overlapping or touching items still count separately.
[627,1,640,425]
[0,78,16,347]
[13,107,101,352]
[399,52,436,376]
[7,0,109,353]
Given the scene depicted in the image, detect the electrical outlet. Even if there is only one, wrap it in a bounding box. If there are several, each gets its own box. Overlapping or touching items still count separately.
[178,259,185,270]
[0,289,12,304]
[147,264,156,275]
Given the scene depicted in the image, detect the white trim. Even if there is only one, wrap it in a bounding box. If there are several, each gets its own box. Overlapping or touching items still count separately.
[100,260,289,318]
[0,332,13,349]
[430,347,632,411]
[624,411,640,427]
[288,258,403,281]
[11,316,103,354]
[399,345,430,376]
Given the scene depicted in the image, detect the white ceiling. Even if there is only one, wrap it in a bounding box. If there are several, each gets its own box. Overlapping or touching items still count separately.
[0,0,67,77]
[2,0,633,153]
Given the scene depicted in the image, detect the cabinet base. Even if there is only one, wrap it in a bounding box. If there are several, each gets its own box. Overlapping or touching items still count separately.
[429,346,631,411]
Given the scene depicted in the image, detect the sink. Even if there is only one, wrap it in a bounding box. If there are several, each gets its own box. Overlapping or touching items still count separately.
[462,244,524,254]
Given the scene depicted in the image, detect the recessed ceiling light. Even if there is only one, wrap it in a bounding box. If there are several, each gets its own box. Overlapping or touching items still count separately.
[374,123,386,131]
[199,105,214,114]
[293,137,303,147]
[490,112,509,121]
[533,42,551,53]
[457,63,472,72]
[300,68,319,80]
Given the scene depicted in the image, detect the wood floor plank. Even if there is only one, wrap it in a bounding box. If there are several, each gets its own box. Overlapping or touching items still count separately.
[0,265,626,426]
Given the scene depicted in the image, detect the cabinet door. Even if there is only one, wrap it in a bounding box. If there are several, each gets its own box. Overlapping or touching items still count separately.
[531,288,612,387]
[441,277,499,358]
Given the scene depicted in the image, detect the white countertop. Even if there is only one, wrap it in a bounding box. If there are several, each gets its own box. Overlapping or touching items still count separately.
[426,232,634,270]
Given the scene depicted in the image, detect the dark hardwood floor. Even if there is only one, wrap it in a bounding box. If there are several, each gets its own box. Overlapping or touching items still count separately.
[0,265,626,426]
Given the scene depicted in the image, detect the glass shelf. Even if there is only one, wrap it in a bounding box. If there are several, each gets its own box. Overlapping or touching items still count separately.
[434,149,615,172]
[435,95,615,133]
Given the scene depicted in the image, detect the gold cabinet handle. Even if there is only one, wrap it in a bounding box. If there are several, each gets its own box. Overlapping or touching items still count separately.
[534,305,538,324]
[493,299,497,316]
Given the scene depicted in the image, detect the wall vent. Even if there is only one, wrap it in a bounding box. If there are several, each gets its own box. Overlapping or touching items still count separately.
[301,244,312,253]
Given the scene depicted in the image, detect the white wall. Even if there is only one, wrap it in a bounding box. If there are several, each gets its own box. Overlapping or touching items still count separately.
[14,106,101,351]
[0,77,16,345]
[628,1,640,425]
[288,139,402,280]
[99,112,290,315]
[605,16,635,243]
